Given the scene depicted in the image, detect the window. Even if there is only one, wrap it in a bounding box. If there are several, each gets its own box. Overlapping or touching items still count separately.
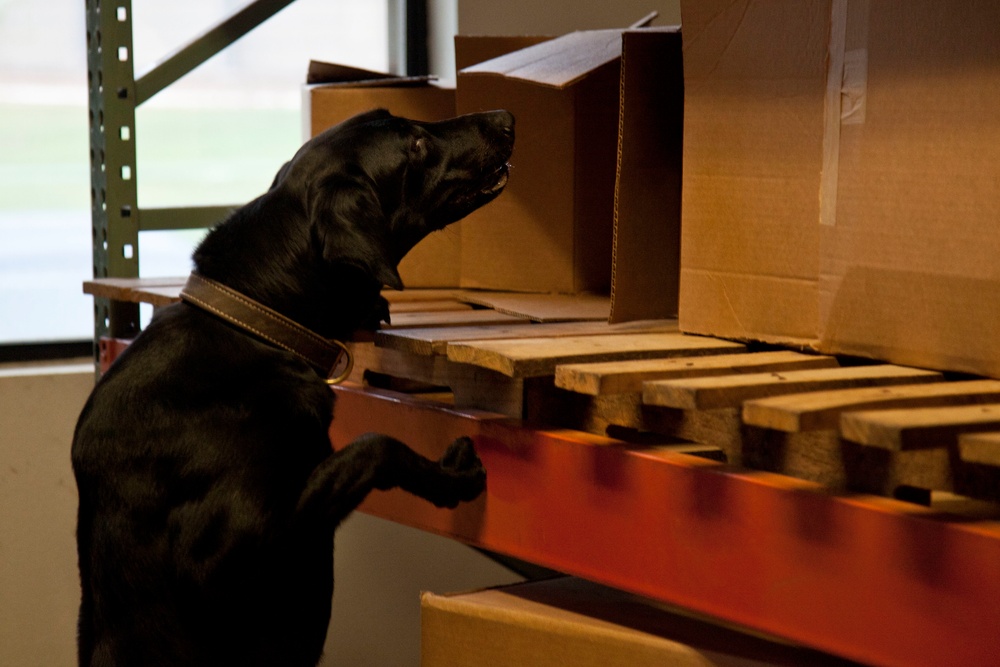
[0,0,390,346]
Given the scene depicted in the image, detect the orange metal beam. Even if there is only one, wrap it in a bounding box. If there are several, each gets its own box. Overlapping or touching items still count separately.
[329,382,1000,667]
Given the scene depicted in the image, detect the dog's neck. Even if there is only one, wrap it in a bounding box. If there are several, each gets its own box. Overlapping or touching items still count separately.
[180,272,354,384]
[192,193,386,341]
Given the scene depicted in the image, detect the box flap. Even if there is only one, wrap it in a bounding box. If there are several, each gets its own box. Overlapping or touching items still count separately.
[307,60,434,87]
[610,27,683,323]
[454,35,555,71]
[460,29,624,89]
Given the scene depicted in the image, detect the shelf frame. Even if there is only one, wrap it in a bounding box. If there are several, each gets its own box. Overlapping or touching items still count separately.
[328,382,1000,667]
[84,0,421,360]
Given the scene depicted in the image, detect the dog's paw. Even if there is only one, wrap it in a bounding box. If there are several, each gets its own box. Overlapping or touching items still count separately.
[434,436,486,507]
[440,436,480,470]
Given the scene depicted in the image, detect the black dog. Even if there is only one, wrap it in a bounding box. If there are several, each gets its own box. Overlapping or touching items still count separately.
[72,108,514,666]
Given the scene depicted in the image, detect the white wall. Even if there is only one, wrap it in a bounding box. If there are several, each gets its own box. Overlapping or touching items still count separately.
[428,0,681,84]
[458,0,681,35]
[325,514,522,665]
[0,362,93,666]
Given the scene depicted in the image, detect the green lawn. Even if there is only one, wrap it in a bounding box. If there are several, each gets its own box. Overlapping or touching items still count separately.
[0,103,303,211]
[0,102,306,342]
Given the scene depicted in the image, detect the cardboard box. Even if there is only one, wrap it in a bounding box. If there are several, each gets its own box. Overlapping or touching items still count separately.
[421,577,854,666]
[306,62,459,287]
[306,31,684,311]
[679,1,1000,376]
[456,29,684,316]
[305,42,557,289]
[456,30,625,294]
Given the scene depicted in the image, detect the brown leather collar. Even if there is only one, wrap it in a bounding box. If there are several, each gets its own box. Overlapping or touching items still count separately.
[179,272,353,384]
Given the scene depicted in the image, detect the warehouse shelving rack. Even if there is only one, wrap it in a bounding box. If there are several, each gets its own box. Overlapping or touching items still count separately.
[83,5,1000,665]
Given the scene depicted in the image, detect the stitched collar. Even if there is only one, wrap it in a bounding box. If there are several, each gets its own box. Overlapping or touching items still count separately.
[179,272,353,384]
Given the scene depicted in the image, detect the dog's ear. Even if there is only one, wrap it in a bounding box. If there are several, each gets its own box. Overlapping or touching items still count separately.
[270,161,292,189]
[311,176,403,290]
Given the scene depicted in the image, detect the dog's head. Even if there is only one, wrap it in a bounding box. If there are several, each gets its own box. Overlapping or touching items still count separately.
[273,108,515,290]
[193,109,513,337]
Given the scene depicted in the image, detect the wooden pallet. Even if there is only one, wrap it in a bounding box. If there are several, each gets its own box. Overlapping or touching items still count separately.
[85,278,1000,505]
[365,302,1000,506]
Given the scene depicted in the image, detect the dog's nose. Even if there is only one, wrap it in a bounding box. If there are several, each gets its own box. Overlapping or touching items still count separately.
[486,110,515,151]
[484,109,515,137]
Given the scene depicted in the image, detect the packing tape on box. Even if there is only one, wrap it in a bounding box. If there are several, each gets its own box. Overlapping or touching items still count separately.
[820,0,869,227]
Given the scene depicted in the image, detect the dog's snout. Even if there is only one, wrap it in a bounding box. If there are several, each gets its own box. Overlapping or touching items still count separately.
[487,110,515,138]
[481,110,515,157]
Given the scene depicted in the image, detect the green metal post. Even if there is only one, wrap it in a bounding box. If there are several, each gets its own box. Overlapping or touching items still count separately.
[86,0,140,353]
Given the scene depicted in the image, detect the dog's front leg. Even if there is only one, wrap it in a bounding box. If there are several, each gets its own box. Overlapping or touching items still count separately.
[295,434,486,530]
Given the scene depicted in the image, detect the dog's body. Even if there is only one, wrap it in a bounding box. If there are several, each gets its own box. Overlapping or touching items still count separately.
[72,109,514,666]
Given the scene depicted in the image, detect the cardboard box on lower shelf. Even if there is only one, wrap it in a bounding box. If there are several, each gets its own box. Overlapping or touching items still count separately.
[421,577,856,667]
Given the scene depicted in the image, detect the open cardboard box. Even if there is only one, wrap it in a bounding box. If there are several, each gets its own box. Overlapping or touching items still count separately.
[456,27,684,324]
[305,28,684,322]
[679,1,1000,376]
[304,41,554,289]
[421,577,855,667]
[456,30,623,295]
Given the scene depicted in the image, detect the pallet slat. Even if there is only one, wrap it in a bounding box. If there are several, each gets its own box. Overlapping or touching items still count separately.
[643,365,943,411]
[384,299,473,313]
[83,277,185,306]
[381,289,462,303]
[841,403,1000,451]
[83,277,482,312]
[446,333,745,378]
[958,432,1000,467]
[743,379,1000,432]
[555,350,837,396]
[375,319,679,356]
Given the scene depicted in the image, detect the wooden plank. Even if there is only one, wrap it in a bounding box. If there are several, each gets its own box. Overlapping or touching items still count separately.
[386,299,472,313]
[82,279,474,313]
[350,342,532,417]
[528,383,1000,504]
[555,350,837,396]
[929,491,1000,521]
[744,379,1000,432]
[375,319,679,356]
[381,288,462,303]
[958,432,1000,467]
[446,333,745,378]
[642,365,943,411]
[83,277,185,306]
[384,310,528,330]
[842,403,1000,451]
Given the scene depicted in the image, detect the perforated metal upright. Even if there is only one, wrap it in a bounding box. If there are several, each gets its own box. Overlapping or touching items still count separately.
[86,0,140,349]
